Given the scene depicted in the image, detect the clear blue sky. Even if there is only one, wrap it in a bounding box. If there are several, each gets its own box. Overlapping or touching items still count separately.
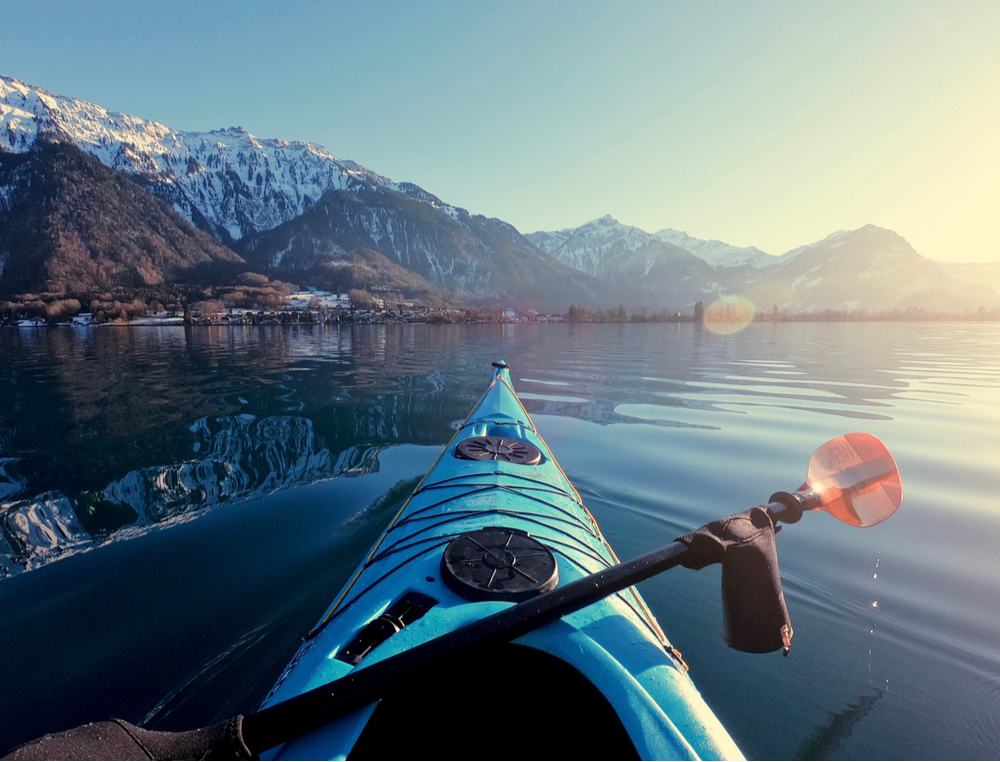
[4,0,998,260]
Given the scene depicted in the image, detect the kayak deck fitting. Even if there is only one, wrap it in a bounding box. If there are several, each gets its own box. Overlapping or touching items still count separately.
[259,361,743,761]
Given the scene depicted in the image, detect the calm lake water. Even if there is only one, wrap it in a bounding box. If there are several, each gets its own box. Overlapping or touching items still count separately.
[1,322,998,759]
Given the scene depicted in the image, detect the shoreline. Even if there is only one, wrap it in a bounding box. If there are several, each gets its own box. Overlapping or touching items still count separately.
[6,315,1000,329]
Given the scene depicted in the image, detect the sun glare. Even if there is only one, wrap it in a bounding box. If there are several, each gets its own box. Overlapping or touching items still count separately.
[703,297,755,335]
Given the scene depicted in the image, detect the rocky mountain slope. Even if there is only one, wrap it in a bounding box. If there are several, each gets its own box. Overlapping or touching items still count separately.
[0,137,242,295]
[240,187,608,309]
[269,244,447,304]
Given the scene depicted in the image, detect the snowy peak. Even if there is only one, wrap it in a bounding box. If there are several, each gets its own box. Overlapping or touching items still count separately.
[654,228,775,269]
[527,214,695,279]
[524,215,717,308]
[0,75,444,242]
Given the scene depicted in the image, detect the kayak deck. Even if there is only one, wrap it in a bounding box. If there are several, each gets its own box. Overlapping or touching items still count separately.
[260,363,743,760]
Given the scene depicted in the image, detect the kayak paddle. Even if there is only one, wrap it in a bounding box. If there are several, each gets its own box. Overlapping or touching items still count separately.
[3,432,901,761]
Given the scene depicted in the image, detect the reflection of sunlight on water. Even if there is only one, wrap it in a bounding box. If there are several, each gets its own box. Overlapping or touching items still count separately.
[703,297,755,335]
[519,378,572,387]
[517,392,589,404]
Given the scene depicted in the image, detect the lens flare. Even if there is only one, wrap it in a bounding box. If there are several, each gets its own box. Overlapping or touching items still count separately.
[702,297,755,334]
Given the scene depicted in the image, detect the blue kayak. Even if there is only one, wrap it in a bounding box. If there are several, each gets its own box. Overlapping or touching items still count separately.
[259,361,743,760]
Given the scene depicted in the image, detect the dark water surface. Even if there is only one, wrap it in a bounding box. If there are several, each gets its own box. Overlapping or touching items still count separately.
[1,322,998,759]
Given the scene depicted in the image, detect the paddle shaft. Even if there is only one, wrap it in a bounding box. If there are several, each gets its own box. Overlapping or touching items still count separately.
[242,539,694,754]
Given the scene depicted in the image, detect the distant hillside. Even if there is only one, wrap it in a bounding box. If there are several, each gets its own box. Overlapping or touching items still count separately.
[742,225,1000,312]
[243,234,447,303]
[532,216,1000,313]
[931,260,1000,298]
[0,138,242,295]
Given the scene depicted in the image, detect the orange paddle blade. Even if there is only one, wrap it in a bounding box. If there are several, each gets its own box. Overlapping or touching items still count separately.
[804,433,902,527]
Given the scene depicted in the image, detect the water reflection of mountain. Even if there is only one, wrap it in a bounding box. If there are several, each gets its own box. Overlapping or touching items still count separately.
[0,327,469,496]
[0,414,385,576]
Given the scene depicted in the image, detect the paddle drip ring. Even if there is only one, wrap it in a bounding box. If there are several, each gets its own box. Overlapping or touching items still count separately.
[455,436,542,465]
[441,527,559,601]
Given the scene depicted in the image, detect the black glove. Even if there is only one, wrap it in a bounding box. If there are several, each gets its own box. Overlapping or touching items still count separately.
[677,507,793,654]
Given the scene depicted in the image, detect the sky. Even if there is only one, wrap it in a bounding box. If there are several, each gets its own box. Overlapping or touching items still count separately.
[3,0,999,261]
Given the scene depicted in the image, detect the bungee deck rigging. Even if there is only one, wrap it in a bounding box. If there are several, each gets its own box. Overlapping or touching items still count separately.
[305,366,667,649]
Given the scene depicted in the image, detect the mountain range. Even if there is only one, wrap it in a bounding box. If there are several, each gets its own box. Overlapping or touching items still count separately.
[528,215,997,312]
[2,74,996,314]
[0,75,605,311]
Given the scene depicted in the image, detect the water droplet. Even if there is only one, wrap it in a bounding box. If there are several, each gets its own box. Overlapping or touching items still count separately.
[872,601,878,607]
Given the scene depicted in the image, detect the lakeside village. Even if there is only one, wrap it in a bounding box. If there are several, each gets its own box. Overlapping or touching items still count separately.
[5,287,1000,328]
[2,288,572,328]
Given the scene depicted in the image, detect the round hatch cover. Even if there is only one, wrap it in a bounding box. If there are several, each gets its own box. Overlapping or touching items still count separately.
[455,436,542,465]
[441,527,558,602]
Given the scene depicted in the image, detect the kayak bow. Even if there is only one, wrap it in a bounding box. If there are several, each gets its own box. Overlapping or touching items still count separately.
[258,361,743,761]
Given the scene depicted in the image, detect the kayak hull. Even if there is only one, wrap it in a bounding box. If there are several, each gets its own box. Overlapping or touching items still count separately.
[260,363,743,760]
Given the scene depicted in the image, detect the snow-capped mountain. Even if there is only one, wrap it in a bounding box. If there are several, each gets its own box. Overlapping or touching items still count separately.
[653,228,776,269]
[6,75,993,313]
[527,215,675,278]
[525,215,719,307]
[0,75,450,243]
[526,227,575,255]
